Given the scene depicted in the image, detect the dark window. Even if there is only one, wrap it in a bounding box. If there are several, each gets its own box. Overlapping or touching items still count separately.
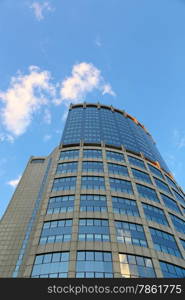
[31,159,45,163]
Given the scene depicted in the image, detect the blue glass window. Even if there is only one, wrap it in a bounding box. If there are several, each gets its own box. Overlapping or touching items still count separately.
[132,169,152,184]
[56,162,78,174]
[165,175,178,190]
[115,221,147,247]
[47,195,74,214]
[31,252,69,278]
[160,194,182,215]
[128,156,146,169]
[142,203,168,226]
[78,219,110,242]
[119,253,156,278]
[108,163,129,176]
[80,194,107,212]
[40,220,72,245]
[154,178,172,195]
[148,164,163,179]
[81,176,105,190]
[136,184,159,203]
[172,189,185,206]
[76,251,113,278]
[82,161,104,173]
[170,214,185,234]
[52,177,76,191]
[59,150,79,160]
[106,151,124,162]
[160,261,185,278]
[110,178,133,194]
[83,149,102,159]
[150,228,182,258]
[112,197,139,217]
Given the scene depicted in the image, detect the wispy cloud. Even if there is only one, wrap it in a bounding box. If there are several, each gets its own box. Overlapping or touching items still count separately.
[0,66,55,136]
[173,129,185,149]
[43,134,52,142]
[95,36,102,47]
[43,108,52,124]
[56,62,116,105]
[7,175,21,188]
[30,1,54,21]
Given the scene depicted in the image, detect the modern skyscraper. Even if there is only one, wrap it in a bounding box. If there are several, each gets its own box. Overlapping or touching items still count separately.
[0,102,185,278]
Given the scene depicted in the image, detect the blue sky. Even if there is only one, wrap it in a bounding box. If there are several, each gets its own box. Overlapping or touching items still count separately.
[0,0,185,218]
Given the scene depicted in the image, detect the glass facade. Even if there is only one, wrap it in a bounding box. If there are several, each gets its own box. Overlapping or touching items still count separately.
[128,156,146,169]
[78,219,110,242]
[148,164,163,179]
[150,228,181,258]
[108,163,128,176]
[39,220,72,245]
[119,253,156,278]
[81,176,105,190]
[106,151,125,162]
[160,194,182,215]
[56,162,78,174]
[82,161,104,173]
[31,252,69,278]
[115,221,147,247]
[142,203,168,226]
[52,177,76,191]
[46,195,74,214]
[170,214,185,234]
[112,197,139,217]
[59,150,79,160]
[76,251,113,278]
[136,184,160,202]
[61,106,169,172]
[160,261,185,278]
[83,149,102,159]
[132,169,152,184]
[80,194,107,212]
[110,178,133,194]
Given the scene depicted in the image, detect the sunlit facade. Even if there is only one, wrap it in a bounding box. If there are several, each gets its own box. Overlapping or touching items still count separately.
[0,103,185,278]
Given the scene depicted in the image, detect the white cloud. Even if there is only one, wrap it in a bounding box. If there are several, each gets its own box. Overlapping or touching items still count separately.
[102,83,116,97]
[43,134,52,141]
[7,175,21,188]
[0,133,14,143]
[43,108,52,124]
[30,1,53,21]
[58,62,116,104]
[0,66,55,136]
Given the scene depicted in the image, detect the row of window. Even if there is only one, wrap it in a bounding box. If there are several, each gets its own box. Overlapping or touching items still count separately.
[59,149,180,192]
[47,192,184,226]
[39,218,185,259]
[51,176,184,213]
[31,251,185,278]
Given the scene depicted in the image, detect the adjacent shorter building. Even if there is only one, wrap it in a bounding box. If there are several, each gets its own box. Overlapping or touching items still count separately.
[0,102,185,278]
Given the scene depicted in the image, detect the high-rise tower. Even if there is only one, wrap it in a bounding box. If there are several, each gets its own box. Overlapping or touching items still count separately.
[0,103,185,278]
